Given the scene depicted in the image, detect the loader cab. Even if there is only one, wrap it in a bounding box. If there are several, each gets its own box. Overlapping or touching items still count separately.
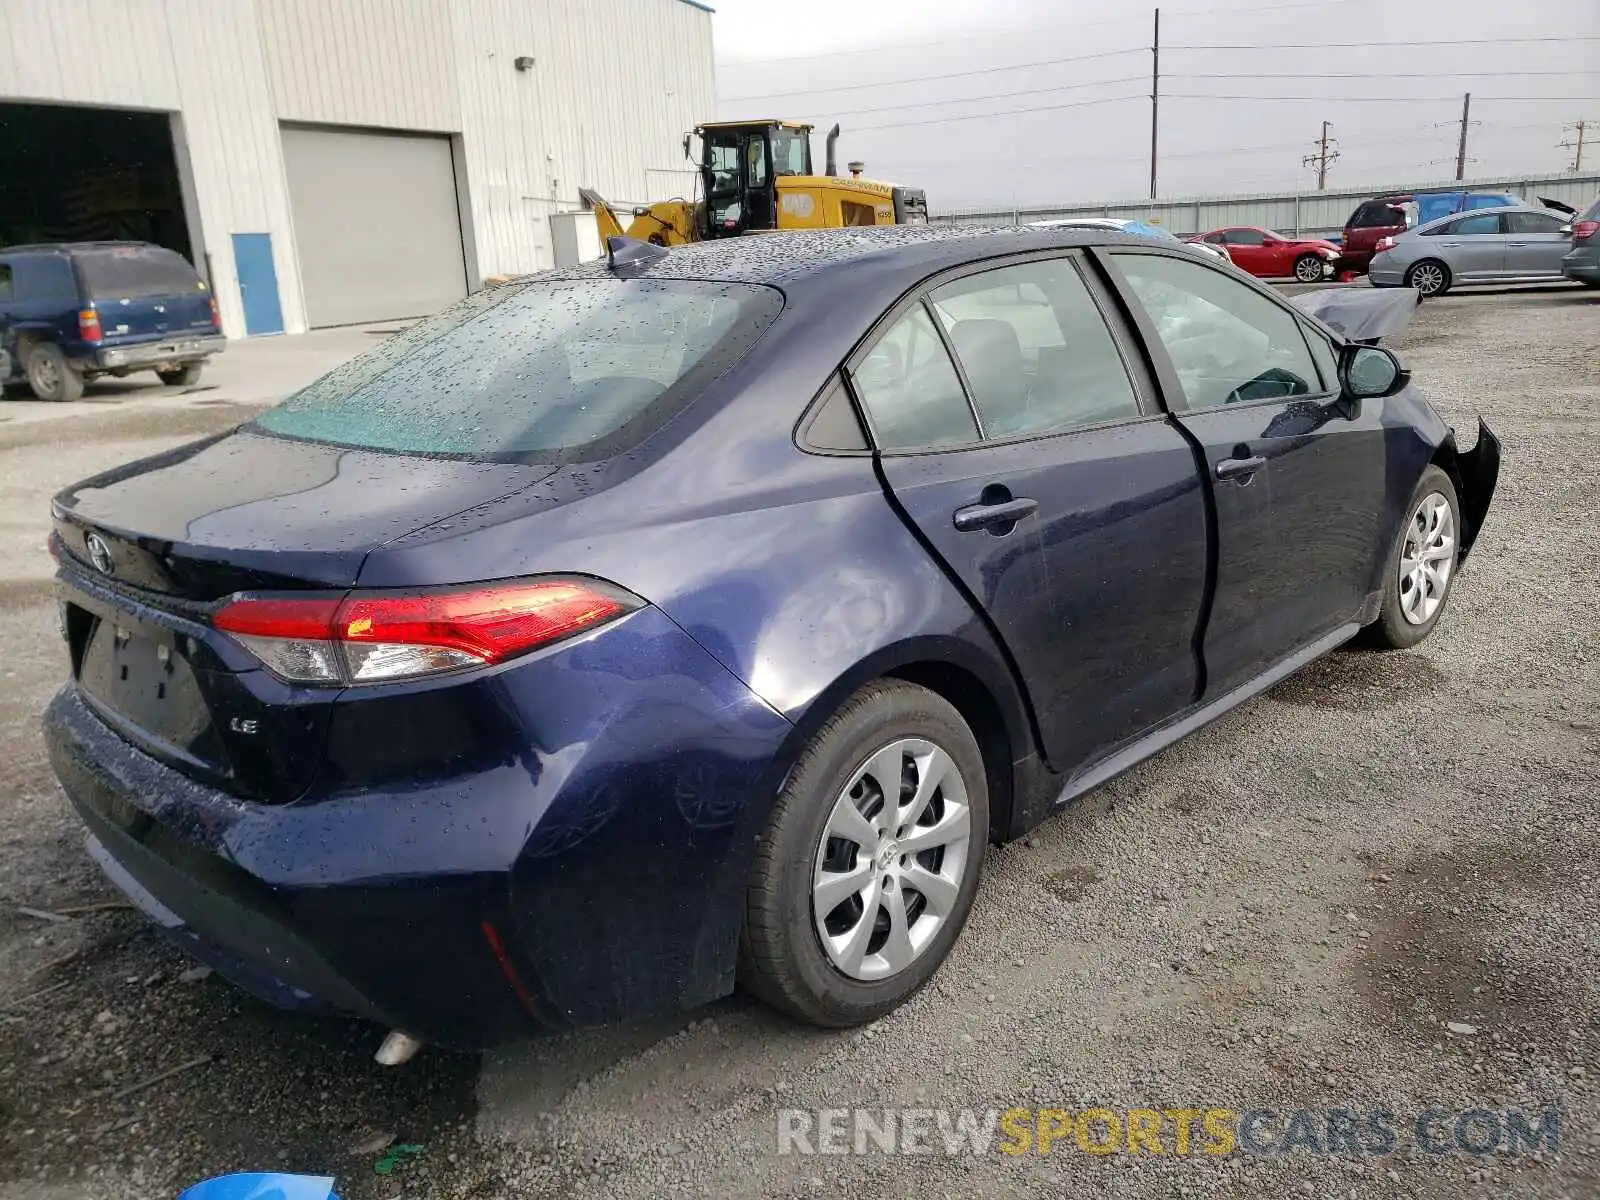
[696,121,813,238]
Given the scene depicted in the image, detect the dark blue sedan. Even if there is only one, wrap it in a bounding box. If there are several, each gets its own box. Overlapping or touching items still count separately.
[44,227,1499,1053]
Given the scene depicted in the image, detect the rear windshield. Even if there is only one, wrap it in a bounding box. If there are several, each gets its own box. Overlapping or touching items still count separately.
[1583,195,1600,221]
[76,245,204,299]
[256,277,784,461]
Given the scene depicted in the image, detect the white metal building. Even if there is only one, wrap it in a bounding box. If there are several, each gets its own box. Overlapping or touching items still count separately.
[0,0,715,337]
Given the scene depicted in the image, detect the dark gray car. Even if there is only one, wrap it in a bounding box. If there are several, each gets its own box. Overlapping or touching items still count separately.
[1368,204,1574,296]
[1560,194,1600,288]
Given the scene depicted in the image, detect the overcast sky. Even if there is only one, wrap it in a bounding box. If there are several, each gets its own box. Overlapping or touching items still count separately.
[710,0,1600,211]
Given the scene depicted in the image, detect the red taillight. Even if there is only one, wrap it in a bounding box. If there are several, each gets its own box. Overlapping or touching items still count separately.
[208,296,221,329]
[213,579,638,685]
[1573,220,1600,242]
[1374,236,1396,253]
[78,308,102,342]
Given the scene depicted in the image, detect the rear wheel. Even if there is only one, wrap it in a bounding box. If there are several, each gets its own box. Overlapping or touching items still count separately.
[25,343,83,402]
[738,680,988,1027]
[1363,465,1461,649]
[157,362,204,387]
[1293,253,1327,282]
[1405,259,1451,297]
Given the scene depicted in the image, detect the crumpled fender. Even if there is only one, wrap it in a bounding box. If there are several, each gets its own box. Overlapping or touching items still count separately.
[1289,286,1421,343]
[1450,418,1502,562]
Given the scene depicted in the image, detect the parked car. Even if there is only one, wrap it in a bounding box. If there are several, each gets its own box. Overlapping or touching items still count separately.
[0,241,222,402]
[1341,191,1517,274]
[1187,226,1338,281]
[1368,204,1576,296]
[44,227,1499,1051]
[1560,193,1600,288]
[1030,217,1235,267]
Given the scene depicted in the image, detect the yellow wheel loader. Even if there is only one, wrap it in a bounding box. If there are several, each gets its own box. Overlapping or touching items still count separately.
[579,120,928,247]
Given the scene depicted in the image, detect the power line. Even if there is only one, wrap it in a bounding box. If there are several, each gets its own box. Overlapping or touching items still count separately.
[817,75,1150,120]
[1169,36,1600,49]
[718,12,1144,67]
[850,93,1146,134]
[1169,69,1598,79]
[721,46,1146,103]
[1165,92,1597,102]
[1561,120,1592,172]
[1302,120,1340,189]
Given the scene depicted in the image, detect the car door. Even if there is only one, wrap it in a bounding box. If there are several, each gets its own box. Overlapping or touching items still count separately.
[847,252,1210,775]
[1504,210,1571,277]
[1423,211,1508,281]
[1222,229,1269,275]
[1103,249,1388,696]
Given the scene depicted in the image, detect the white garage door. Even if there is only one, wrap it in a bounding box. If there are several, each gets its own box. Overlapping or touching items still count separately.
[281,126,468,328]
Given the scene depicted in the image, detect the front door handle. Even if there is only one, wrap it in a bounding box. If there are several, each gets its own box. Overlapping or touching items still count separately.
[953,497,1038,532]
[1215,454,1266,481]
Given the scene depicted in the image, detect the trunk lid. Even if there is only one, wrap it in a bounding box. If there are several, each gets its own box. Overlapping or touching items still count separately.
[53,427,551,802]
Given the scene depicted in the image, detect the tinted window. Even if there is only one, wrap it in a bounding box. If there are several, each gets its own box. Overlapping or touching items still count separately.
[1466,193,1514,210]
[1350,201,1407,229]
[929,258,1139,438]
[1223,229,1266,246]
[851,304,977,452]
[258,278,782,461]
[1202,232,1227,244]
[1113,252,1321,409]
[0,263,11,301]
[1507,211,1567,234]
[76,245,202,299]
[801,377,868,451]
[15,256,78,305]
[1440,213,1503,236]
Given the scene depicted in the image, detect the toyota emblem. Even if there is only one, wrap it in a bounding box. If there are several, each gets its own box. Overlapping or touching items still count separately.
[85,532,114,575]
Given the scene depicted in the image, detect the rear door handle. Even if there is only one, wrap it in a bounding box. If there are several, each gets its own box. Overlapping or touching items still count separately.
[1215,454,1266,480]
[953,497,1038,532]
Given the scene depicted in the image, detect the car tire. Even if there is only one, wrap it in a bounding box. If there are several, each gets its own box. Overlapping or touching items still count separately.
[738,680,989,1028]
[157,362,204,387]
[25,343,83,403]
[1362,465,1462,650]
[1293,254,1327,283]
[1404,259,1452,298]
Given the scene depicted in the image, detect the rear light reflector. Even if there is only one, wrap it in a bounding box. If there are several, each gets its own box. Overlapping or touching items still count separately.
[208,296,221,329]
[1573,220,1599,242]
[78,308,103,342]
[213,578,639,685]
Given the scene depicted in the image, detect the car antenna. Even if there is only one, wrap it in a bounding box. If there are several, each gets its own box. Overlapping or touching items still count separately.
[607,235,668,273]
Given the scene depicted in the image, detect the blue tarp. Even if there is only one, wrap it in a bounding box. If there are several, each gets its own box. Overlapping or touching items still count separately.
[178,1175,338,1200]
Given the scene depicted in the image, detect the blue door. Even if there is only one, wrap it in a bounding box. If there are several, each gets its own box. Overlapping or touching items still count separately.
[231,233,284,336]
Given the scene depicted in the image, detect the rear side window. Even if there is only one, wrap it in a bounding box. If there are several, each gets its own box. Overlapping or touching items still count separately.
[850,304,977,452]
[1112,252,1321,409]
[76,245,203,300]
[1506,211,1567,234]
[928,258,1140,438]
[15,256,78,305]
[258,278,783,461]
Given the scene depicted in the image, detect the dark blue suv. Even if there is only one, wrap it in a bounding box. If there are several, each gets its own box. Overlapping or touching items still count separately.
[0,241,224,402]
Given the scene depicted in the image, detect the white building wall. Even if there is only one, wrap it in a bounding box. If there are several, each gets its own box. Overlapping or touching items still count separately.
[0,0,715,334]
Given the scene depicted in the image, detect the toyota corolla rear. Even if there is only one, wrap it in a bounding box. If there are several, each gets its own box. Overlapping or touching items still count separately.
[43,274,794,1048]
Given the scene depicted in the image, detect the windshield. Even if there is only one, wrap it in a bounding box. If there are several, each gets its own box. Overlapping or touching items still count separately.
[256,278,783,461]
[76,245,204,299]
[1261,229,1292,242]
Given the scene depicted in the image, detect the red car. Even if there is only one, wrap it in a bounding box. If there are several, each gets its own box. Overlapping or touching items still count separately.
[1187,226,1338,282]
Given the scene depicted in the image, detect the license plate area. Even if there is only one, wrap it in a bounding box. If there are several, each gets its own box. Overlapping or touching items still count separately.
[78,618,216,756]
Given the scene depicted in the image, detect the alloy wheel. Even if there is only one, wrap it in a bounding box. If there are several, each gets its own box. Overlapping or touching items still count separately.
[1399,492,1455,625]
[812,738,972,981]
[1295,256,1326,282]
[1410,262,1446,296]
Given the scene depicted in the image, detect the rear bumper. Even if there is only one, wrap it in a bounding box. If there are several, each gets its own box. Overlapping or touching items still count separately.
[1560,245,1600,282]
[88,334,225,371]
[1366,259,1406,287]
[44,606,793,1047]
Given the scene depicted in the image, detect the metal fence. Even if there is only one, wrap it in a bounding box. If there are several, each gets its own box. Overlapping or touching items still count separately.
[932,171,1600,238]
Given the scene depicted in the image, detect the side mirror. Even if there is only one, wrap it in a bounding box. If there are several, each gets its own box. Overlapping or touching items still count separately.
[1341,344,1408,399]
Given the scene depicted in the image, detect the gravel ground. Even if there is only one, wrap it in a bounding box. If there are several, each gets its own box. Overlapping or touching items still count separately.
[0,286,1595,1199]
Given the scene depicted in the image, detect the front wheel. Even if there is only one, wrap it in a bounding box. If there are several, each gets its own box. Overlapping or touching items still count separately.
[738,681,988,1027]
[1362,465,1462,649]
[157,362,204,387]
[1405,259,1451,297]
[1293,254,1327,283]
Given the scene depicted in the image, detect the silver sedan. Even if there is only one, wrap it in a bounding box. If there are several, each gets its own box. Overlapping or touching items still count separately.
[1368,203,1573,296]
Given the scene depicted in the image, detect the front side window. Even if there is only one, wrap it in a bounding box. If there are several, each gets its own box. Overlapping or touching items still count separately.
[1113,252,1321,410]
[771,128,809,176]
[851,305,977,452]
[705,133,740,197]
[1441,213,1503,236]
[1223,229,1266,246]
[257,278,783,461]
[928,258,1140,438]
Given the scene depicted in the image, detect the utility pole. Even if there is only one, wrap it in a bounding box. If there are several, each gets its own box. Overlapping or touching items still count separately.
[1455,92,1472,181]
[1149,7,1160,201]
[1561,120,1589,173]
[1302,121,1339,190]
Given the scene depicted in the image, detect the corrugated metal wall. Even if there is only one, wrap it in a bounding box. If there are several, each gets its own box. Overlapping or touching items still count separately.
[935,171,1600,238]
[0,0,713,335]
